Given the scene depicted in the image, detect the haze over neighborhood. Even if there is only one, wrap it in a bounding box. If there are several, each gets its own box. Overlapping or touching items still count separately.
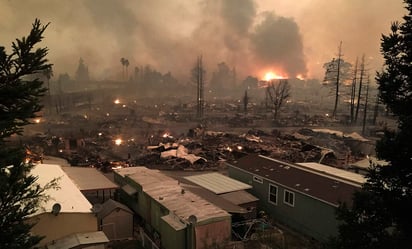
[0,0,405,81]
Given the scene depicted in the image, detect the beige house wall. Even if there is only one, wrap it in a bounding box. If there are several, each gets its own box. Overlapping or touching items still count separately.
[28,212,98,246]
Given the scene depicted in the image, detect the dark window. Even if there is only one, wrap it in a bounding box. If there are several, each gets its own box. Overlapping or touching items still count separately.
[284,190,295,207]
[269,184,278,205]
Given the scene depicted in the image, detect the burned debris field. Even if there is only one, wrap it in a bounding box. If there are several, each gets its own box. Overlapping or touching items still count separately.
[2,1,409,249]
[23,85,382,173]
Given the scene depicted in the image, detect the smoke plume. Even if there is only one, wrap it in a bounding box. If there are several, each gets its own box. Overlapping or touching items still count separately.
[0,0,404,81]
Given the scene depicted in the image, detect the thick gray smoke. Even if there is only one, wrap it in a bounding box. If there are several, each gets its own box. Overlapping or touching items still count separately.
[0,0,308,81]
[251,12,307,77]
[187,0,308,79]
[221,0,257,35]
[0,0,405,80]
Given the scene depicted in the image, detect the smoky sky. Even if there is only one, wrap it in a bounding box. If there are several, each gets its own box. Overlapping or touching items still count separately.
[251,12,306,77]
[0,0,405,81]
[221,0,257,35]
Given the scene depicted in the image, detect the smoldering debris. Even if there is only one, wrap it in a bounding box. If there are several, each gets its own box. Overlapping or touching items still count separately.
[26,122,369,172]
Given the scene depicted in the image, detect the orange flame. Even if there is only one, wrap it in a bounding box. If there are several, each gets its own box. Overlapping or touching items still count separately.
[296,74,305,80]
[257,70,289,88]
[263,71,287,81]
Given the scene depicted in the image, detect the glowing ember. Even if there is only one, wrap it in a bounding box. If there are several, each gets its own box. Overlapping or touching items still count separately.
[296,74,305,80]
[34,118,41,124]
[114,99,120,104]
[114,138,122,146]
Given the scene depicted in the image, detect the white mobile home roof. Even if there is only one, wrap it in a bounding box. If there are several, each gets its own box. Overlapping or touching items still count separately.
[296,162,366,185]
[184,172,252,194]
[31,163,93,215]
[62,166,118,191]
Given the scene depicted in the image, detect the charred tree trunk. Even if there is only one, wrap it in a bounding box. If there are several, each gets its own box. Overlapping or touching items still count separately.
[355,55,366,123]
[350,58,358,124]
[362,76,370,135]
[332,42,343,117]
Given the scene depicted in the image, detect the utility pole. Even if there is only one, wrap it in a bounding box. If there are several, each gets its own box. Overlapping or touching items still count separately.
[196,55,204,119]
[350,57,358,124]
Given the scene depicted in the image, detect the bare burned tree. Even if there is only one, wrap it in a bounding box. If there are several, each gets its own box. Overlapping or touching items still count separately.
[355,55,367,123]
[323,42,352,118]
[266,79,291,120]
[243,89,249,113]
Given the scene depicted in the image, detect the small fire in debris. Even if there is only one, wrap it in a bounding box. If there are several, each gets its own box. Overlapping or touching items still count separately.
[114,99,120,104]
[296,74,305,80]
[114,138,122,146]
[162,132,173,139]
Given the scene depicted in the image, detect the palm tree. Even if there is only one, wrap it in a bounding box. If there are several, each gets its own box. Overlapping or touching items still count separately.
[120,57,126,80]
[124,59,129,80]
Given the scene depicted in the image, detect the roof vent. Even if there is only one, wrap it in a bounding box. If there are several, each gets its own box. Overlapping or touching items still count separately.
[51,203,61,216]
[304,188,310,191]
[295,183,301,187]
[159,196,164,200]
[181,189,185,195]
[188,215,197,225]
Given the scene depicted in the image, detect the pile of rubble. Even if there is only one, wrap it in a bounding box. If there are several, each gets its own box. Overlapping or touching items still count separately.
[23,111,372,171]
[133,126,369,171]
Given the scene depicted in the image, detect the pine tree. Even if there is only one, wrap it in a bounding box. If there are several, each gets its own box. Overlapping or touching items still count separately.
[0,19,55,248]
[330,1,412,248]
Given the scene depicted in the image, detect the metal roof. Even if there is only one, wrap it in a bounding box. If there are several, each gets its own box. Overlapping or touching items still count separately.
[350,156,389,169]
[184,172,252,194]
[62,166,119,191]
[181,182,250,214]
[97,199,133,219]
[230,155,361,207]
[115,167,230,225]
[163,171,256,214]
[220,190,259,205]
[31,163,93,215]
[296,162,366,185]
[47,231,109,249]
